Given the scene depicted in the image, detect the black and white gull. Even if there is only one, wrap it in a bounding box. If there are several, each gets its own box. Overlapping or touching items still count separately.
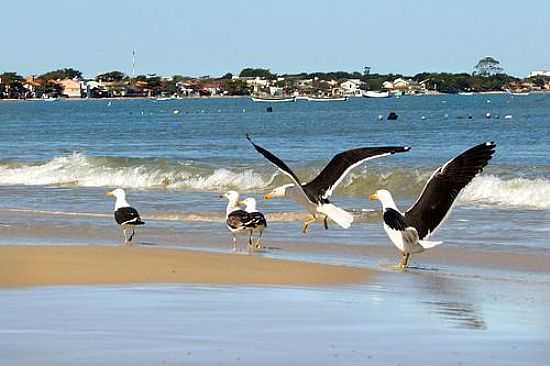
[106,188,145,244]
[240,197,267,250]
[369,142,496,269]
[222,191,266,252]
[246,134,410,233]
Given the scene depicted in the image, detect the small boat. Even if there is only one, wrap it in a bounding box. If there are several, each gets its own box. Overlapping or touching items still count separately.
[250,96,296,103]
[511,92,530,96]
[458,92,475,96]
[362,91,390,98]
[156,97,173,101]
[295,96,309,101]
[306,96,348,102]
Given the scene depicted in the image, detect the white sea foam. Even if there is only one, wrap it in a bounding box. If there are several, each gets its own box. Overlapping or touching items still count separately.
[2,155,550,210]
[0,154,165,188]
[0,153,273,191]
[461,175,550,209]
[0,207,310,223]
[171,168,275,191]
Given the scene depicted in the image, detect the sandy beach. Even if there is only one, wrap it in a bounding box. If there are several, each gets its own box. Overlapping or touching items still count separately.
[0,245,373,288]
[1,242,547,366]
[0,235,548,365]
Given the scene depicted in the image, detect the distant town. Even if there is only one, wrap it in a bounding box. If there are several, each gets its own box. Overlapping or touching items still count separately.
[1,57,549,100]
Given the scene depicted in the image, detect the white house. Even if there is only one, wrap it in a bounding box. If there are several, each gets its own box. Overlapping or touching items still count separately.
[340,79,363,96]
[58,79,82,98]
[232,76,271,93]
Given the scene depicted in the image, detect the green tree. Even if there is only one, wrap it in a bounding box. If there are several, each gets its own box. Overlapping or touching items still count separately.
[412,73,471,93]
[529,76,548,88]
[96,71,126,82]
[473,57,503,77]
[0,72,27,98]
[239,68,275,79]
[40,68,82,80]
[0,72,24,84]
[172,75,188,82]
[222,79,250,95]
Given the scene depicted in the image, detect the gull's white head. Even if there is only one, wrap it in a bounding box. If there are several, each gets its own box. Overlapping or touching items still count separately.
[369,189,396,209]
[264,184,294,200]
[222,190,240,203]
[222,190,240,215]
[239,197,257,212]
[107,188,126,200]
[106,188,130,210]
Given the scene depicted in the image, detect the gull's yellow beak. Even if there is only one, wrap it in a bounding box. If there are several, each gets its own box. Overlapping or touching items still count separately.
[368,193,378,201]
[264,192,273,200]
[238,200,245,205]
[106,191,114,197]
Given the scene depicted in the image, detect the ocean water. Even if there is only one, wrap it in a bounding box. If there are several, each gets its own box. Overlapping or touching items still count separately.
[1,95,550,252]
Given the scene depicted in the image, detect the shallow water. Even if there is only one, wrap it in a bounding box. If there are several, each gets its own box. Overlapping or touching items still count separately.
[1,95,550,252]
[0,275,547,365]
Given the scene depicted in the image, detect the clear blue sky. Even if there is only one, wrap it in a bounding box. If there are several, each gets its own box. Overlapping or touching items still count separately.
[2,0,549,78]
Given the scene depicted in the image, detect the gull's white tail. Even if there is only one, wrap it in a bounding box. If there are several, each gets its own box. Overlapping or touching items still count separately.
[419,240,443,249]
[318,204,354,229]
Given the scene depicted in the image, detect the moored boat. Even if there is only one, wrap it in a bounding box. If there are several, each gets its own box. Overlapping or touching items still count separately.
[250,96,296,103]
[306,96,348,102]
[362,91,390,98]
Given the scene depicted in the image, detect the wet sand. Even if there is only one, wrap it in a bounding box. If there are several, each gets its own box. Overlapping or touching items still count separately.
[1,277,547,365]
[0,245,373,288]
[1,209,549,279]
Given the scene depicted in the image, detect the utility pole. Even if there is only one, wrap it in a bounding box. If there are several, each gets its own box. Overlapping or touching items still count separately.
[131,49,136,86]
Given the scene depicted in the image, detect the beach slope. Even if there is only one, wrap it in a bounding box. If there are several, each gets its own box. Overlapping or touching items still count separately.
[0,245,373,288]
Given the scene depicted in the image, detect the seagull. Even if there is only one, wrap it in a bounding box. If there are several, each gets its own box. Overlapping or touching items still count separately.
[106,188,145,244]
[239,197,267,250]
[222,191,262,252]
[369,142,496,269]
[246,134,410,233]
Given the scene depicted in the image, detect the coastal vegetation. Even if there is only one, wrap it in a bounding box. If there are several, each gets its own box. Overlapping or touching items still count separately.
[239,68,275,79]
[1,57,549,99]
[39,68,82,81]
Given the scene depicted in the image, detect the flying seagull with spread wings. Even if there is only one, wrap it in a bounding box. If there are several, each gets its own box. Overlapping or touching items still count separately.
[247,134,410,233]
[369,142,496,269]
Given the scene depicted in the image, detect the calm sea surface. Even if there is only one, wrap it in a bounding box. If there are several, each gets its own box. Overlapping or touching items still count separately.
[0,95,549,251]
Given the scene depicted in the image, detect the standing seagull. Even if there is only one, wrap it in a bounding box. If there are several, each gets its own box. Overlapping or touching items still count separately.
[222,191,259,252]
[369,142,496,269]
[247,134,410,233]
[106,188,145,244]
[239,197,267,250]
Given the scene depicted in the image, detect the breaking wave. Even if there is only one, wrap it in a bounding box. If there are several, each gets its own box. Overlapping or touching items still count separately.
[0,153,274,191]
[460,175,550,209]
[1,153,550,209]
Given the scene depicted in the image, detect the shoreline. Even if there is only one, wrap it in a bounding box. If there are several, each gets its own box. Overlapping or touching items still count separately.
[2,91,549,102]
[0,245,374,288]
[0,95,248,102]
